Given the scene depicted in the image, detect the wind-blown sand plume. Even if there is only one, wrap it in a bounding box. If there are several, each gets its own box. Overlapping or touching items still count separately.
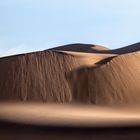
[67,51,140,104]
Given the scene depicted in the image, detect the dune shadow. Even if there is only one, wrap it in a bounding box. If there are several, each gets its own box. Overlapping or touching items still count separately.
[49,43,109,53]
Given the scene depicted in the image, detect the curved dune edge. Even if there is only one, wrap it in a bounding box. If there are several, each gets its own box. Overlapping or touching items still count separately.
[49,42,140,54]
[0,51,82,102]
[0,43,140,105]
[112,42,140,54]
[0,47,114,102]
[49,43,110,53]
[67,51,140,104]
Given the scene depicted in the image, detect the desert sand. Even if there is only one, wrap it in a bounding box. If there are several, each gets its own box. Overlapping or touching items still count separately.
[0,43,139,104]
[0,42,140,139]
[1,102,140,127]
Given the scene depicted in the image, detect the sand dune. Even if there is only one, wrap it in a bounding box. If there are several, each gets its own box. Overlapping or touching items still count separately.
[1,103,140,127]
[0,43,139,105]
[0,51,82,102]
[67,51,140,104]
[112,42,140,54]
[49,43,109,53]
[1,103,140,140]
[0,43,140,139]
[50,42,140,54]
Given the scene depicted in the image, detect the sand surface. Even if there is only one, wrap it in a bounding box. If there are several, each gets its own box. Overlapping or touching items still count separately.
[0,43,140,139]
[0,102,140,127]
[0,43,139,104]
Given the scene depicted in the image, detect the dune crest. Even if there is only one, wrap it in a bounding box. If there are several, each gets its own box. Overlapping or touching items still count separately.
[49,43,109,53]
[0,51,83,102]
[67,51,140,104]
[0,43,140,104]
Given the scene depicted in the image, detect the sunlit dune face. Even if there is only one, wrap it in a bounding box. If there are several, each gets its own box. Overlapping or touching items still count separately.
[0,43,139,105]
[67,51,140,105]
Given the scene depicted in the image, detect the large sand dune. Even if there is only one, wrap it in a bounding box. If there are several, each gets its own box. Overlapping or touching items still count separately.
[49,43,109,53]
[50,42,140,54]
[0,43,139,104]
[0,42,140,139]
[67,51,140,104]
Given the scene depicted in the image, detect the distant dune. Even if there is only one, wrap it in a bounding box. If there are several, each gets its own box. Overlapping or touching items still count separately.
[49,43,109,53]
[0,43,140,104]
[50,42,140,54]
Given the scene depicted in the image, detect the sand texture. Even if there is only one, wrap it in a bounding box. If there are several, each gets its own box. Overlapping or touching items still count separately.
[0,43,139,105]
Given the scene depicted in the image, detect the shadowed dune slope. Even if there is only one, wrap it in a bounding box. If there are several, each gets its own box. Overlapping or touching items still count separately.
[112,42,140,54]
[67,51,140,105]
[49,42,140,55]
[49,43,109,53]
[0,51,84,102]
[0,45,114,102]
[0,43,140,104]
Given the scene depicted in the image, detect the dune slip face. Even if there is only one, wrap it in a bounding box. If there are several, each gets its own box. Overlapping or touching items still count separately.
[0,43,140,105]
[0,51,82,102]
[67,51,140,104]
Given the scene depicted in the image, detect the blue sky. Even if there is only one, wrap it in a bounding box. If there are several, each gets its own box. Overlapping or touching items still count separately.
[0,0,140,56]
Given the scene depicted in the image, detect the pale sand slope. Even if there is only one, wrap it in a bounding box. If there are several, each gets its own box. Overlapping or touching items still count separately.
[0,103,140,127]
[67,51,140,104]
[54,50,115,66]
[0,43,139,105]
[0,45,114,102]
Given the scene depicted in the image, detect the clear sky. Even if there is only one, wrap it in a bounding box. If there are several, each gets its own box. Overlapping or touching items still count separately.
[0,0,140,56]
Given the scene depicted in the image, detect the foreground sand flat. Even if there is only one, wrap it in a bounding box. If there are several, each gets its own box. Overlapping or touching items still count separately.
[0,43,140,104]
[1,102,140,127]
[0,43,140,139]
